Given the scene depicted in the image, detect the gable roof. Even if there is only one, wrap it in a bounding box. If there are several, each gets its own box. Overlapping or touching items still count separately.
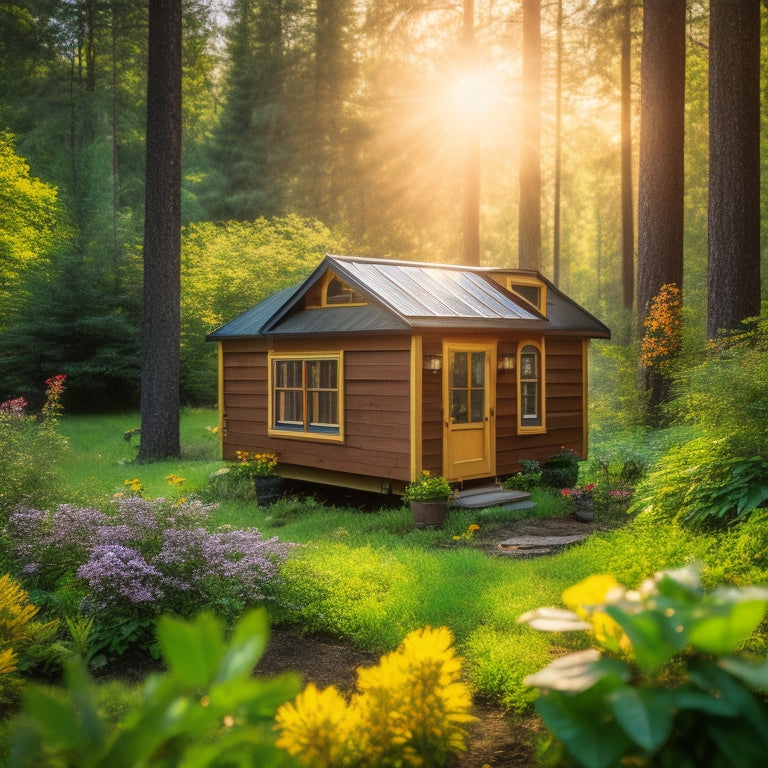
[207,254,610,340]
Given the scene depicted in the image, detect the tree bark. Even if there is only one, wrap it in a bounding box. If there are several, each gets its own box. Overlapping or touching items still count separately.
[138,0,182,462]
[707,0,761,339]
[518,0,541,271]
[636,0,685,421]
[620,0,634,312]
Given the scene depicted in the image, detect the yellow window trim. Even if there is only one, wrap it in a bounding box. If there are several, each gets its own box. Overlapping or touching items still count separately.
[267,351,345,443]
[506,275,547,316]
[517,339,546,434]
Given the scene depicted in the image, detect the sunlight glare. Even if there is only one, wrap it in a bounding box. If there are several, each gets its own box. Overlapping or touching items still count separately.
[449,73,498,118]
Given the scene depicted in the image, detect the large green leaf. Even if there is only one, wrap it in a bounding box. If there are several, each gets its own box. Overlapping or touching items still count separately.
[214,608,270,684]
[686,587,768,655]
[536,686,634,768]
[158,612,226,689]
[718,656,768,692]
[608,687,674,753]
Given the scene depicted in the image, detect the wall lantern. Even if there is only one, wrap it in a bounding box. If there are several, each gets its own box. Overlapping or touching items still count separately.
[423,354,442,372]
[497,354,515,371]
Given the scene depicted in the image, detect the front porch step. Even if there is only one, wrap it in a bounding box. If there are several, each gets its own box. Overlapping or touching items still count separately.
[452,485,533,510]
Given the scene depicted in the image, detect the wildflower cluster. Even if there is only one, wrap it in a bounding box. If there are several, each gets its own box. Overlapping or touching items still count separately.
[560,484,595,502]
[276,625,476,767]
[233,450,279,477]
[402,470,453,502]
[640,283,682,375]
[41,374,66,424]
[6,497,294,649]
[0,397,27,417]
[452,523,480,541]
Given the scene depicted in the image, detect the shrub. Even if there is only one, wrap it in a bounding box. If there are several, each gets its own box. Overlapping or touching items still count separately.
[541,448,580,489]
[503,460,542,492]
[0,377,68,522]
[402,471,453,503]
[275,625,476,767]
[630,436,768,529]
[520,566,768,768]
[6,610,301,767]
[6,497,294,657]
[0,574,59,708]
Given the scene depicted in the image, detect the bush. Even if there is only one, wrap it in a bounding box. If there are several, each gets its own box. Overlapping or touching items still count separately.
[503,460,542,492]
[0,574,59,709]
[541,448,580,490]
[0,378,68,522]
[520,566,768,768]
[275,625,475,767]
[6,497,295,657]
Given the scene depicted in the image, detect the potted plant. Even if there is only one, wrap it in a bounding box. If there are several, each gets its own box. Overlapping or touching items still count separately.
[234,450,282,506]
[402,470,453,528]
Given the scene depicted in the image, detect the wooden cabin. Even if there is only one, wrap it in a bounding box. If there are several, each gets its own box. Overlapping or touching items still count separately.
[207,255,610,495]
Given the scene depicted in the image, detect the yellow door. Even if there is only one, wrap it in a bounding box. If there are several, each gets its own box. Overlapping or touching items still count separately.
[443,343,495,481]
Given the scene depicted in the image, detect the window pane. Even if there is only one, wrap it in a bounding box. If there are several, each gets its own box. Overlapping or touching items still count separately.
[471,352,485,387]
[521,382,538,418]
[452,352,468,389]
[275,390,303,427]
[470,390,484,422]
[275,360,302,388]
[309,391,338,430]
[521,352,537,379]
[451,389,468,423]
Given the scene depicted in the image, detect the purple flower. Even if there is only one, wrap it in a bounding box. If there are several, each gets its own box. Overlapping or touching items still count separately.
[110,496,160,533]
[77,545,163,610]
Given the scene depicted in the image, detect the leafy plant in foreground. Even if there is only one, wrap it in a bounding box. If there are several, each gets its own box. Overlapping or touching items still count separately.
[519,565,768,768]
[7,609,301,767]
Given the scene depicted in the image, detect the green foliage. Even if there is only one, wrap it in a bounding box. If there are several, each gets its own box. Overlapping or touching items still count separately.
[630,436,768,528]
[0,574,59,709]
[541,449,581,490]
[520,566,768,768]
[0,382,68,520]
[402,471,453,502]
[503,460,541,492]
[180,217,350,405]
[6,609,301,767]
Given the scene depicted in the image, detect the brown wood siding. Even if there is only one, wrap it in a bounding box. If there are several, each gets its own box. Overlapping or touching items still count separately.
[495,336,586,475]
[220,336,413,484]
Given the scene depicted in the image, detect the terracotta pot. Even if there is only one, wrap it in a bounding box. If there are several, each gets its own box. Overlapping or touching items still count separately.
[410,498,449,528]
[254,475,283,506]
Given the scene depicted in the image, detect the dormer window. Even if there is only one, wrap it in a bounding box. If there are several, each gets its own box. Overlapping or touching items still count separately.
[306,271,367,308]
[507,276,546,316]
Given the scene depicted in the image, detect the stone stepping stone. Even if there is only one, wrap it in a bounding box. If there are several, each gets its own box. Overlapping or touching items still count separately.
[497,533,589,557]
[452,486,531,510]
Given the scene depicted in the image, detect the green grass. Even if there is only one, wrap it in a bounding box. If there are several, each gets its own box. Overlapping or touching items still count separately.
[42,412,737,711]
[57,408,224,504]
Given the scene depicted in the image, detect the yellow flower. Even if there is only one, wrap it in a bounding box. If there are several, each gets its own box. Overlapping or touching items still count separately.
[275,684,358,767]
[468,524,480,533]
[165,473,185,485]
[562,574,631,654]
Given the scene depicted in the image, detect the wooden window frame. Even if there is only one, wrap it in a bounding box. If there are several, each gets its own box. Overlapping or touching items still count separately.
[506,276,547,316]
[517,340,546,434]
[268,352,344,442]
[306,271,367,308]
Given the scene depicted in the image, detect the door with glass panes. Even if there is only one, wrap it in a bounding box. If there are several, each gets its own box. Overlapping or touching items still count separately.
[443,343,495,480]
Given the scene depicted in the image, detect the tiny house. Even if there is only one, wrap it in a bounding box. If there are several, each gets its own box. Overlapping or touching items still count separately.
[207,255,610,494]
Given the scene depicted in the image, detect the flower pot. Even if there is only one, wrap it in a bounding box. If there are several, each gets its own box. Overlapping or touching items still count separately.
[254,476,283,507]
[410,498,449,528]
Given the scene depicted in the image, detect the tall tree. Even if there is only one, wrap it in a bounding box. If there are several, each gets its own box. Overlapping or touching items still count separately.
[636,0,685,419]
[462,0,480,266]
[138,0,182,461]
[518,0,541,270]
[707,0,761,339]
[619,0,634,312]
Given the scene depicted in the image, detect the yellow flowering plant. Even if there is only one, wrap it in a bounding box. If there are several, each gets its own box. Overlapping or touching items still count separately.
[275,625,476,767]
[402,470,453,503]
[232,449,278,477]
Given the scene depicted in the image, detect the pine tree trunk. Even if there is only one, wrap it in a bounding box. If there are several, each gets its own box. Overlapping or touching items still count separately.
[636,0,685,423]
[707,0,761,339]
[138,0,182,462]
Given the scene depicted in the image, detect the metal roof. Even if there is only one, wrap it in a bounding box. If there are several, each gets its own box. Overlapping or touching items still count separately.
[207,255,611,340]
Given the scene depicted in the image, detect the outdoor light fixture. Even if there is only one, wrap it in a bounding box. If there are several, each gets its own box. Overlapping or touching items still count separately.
[497,354,515,371]
[423,354,442,372]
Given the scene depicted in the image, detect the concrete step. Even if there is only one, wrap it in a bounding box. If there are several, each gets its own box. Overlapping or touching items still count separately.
[452,485,532,510]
